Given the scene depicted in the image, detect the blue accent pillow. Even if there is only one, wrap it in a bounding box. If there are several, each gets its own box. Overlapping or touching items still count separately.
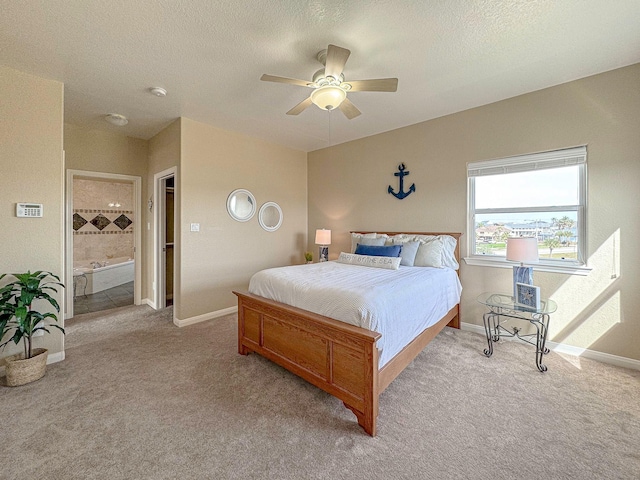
[392,240,421,266]
[355,244,402,258]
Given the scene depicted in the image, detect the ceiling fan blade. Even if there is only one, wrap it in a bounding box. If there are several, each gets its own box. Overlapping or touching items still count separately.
[260,74,314,88]
[324,44,351,79]
[346,78,398,92]
[338,98,361,120]
[286,96,314,115]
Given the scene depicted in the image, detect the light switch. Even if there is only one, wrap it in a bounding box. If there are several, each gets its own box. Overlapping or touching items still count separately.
[190,223,200,232]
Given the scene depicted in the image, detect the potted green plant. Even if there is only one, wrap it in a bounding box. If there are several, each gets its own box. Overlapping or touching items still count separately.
[0,271,64,386]
[304,252,313,264]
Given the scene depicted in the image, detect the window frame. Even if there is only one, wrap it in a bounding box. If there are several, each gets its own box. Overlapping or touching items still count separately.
[465,146,590,276]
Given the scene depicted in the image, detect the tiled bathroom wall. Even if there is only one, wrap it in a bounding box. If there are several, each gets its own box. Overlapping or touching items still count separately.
[73,178,134,263]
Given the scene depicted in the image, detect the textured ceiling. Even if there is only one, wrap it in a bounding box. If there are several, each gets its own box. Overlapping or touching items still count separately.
[2,1,639,152]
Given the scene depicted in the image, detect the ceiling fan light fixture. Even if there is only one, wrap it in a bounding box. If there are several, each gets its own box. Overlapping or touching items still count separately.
[310,86,346,111]
[261,44,394,119]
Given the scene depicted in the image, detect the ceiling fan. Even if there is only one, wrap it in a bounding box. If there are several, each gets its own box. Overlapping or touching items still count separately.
[260,44,398,119]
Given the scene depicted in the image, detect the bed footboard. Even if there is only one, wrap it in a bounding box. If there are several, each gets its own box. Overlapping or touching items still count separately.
[234,291,381,435]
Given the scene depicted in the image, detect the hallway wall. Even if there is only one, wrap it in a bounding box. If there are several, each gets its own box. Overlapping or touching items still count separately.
[0,65,65,357]
[64,124,149,295]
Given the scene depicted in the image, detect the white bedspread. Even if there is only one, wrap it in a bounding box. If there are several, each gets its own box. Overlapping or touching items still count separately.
[248,261,462,367]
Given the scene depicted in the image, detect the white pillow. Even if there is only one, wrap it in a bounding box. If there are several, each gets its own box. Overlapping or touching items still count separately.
[391,239,421,267]
[389,234,459,270]
[337,252,401,270]
[413,238,444,268]
[439,235,460,270]
[350,233,387,253]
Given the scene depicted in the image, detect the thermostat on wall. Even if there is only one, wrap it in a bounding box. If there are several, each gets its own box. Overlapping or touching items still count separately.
[16,203,43,218]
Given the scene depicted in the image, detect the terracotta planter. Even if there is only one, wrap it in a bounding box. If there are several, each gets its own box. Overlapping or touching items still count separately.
[4,348,48,387]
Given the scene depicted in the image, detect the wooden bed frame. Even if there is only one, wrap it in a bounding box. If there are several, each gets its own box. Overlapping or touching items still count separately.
[233,232,461,436]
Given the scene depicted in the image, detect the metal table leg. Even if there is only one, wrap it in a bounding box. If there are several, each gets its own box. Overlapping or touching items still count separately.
[532,313,550,372]
[483,312,498,357]
[482,310,551,372]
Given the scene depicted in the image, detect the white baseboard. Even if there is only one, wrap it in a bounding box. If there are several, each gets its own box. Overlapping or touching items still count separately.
[173,306,238,328]
[47,351,65,365]
[141,298,157,309]
[461,322,640,371]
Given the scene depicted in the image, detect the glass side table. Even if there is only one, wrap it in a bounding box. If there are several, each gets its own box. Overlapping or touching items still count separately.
[477,292,557,372]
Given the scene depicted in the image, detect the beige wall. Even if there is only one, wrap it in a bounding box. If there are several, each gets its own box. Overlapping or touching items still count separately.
[178,118,307,320]
[308,63,640,361]
[65,124,148,176]
[0,66,65,357]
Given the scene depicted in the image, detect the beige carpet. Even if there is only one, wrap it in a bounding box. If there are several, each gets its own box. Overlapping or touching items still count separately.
[2,304,639,479]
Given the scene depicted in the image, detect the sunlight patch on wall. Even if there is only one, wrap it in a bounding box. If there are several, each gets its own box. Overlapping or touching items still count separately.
[548,229,620,343]
[562,290,620,349]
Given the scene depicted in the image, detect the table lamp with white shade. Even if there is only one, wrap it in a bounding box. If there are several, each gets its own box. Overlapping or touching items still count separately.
[506,237,539,298]
[315,229,331,262]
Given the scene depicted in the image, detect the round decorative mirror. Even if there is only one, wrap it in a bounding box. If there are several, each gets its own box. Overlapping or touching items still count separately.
[258,202,283,232]
[226,189,256,222]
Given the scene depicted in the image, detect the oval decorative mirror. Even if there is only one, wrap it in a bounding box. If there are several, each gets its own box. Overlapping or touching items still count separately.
[258,202,283,232]
[226,189,256,222]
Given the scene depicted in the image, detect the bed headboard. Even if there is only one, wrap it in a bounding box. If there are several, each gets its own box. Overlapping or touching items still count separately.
[350,231,462,271]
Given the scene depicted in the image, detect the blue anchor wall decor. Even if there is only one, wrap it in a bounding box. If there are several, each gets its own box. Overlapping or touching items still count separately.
[388,163,416,200]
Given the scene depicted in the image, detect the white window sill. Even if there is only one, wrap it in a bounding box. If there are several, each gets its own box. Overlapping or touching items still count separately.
[463,256,592,276]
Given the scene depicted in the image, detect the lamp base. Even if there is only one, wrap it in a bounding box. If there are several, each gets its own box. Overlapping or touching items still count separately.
[318,246,329,262]
[513,266,533,298]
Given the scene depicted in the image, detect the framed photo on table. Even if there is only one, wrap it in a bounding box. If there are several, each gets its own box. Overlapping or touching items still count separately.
[515,283,541,310]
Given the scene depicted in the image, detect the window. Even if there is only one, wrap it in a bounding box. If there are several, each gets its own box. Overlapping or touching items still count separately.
[466,146,588,274]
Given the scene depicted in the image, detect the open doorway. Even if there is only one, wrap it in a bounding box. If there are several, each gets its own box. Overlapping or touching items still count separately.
[65,170,142,319]
[162,176,175,307]
[154,167,176,310]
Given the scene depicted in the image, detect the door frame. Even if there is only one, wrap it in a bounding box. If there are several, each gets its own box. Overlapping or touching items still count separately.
[153,167,177,310]
[65,170,142,319]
